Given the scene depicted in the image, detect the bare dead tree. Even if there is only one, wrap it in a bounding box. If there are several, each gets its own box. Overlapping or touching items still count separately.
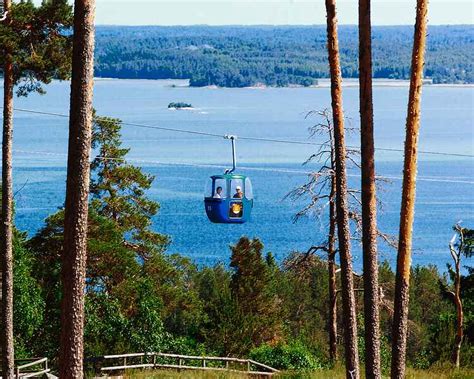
[448,226,464,368]
[288,109,396,365]
[391,1,429,378]
[443,225,473,368]
[323,1,361,372]
[287,109,359,363]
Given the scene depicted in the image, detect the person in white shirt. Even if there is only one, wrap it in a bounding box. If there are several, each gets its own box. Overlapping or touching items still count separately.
[214,186,223,198]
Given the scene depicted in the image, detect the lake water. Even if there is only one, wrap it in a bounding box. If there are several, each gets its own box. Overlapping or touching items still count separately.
[2,79,474,271]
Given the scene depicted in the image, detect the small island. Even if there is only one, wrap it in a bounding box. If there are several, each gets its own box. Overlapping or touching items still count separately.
[168,102,193,110]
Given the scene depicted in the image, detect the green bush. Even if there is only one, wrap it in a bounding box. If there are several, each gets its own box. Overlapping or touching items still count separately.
[249,342,322,370]
[164,336,209,356]
[13,235,45,358]
[412,349,432,370]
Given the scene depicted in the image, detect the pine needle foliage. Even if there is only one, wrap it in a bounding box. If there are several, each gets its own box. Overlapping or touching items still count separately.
[0,0,73,96]
[90,113,169,260]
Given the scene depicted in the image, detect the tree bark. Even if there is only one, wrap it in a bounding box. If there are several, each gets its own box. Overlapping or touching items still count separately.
[59,0,96,377]
[324,1,360,378]
[1,0,15,377]
[391,1,429,378]
[328,173,338,362]
[450,244,463,368]
[358,1,381,378]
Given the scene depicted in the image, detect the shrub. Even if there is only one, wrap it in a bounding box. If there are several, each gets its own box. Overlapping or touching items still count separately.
[249,342,321,370]
[164,336,209,356]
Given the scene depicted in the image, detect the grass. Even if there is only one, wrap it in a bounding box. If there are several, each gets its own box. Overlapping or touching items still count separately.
[123,369,249,378]
[122,366,474,379]
[405,367,474,379]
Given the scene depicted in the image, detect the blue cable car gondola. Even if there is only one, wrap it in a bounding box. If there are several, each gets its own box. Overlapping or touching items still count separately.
[204,135,253,223]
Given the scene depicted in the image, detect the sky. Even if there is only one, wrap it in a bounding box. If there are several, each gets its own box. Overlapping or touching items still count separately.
[92,0,473,26]
[27,1,473,25]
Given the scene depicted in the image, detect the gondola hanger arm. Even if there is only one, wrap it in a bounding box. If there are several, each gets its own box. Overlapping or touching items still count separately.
[224,135,237,174]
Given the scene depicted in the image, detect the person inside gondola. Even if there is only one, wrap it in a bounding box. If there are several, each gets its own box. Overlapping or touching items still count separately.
[214,186,223,198]
[233,186,243,199]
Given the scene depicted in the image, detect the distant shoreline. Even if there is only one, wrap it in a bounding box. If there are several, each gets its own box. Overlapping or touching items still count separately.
[93,77,474,89]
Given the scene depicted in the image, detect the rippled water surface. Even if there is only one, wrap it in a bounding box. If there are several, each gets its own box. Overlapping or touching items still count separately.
[3,79,473,270]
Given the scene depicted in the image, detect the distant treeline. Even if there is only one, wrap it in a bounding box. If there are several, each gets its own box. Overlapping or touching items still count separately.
[94,25,473,87]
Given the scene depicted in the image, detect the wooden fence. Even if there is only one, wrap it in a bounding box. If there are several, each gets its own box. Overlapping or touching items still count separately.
[15,357,50,378]
[99,352,279,376]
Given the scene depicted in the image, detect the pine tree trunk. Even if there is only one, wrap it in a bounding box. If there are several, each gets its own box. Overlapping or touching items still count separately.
[324,1,360,377]
[358,1,381,377]
[452,259,463,368]
[59,0,96,377]
[1,0,15,376]
[390,1,429,378]
[328,175,338,362]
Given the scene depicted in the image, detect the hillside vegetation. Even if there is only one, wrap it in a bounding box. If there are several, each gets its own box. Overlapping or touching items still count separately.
[16,115,473,376]
[94,25,473,86]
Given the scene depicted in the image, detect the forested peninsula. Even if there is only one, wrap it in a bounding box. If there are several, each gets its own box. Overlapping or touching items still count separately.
[94,25,473,87]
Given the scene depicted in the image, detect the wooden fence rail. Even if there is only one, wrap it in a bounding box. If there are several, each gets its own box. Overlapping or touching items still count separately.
[98,352,279,376]
[15,357,50,378]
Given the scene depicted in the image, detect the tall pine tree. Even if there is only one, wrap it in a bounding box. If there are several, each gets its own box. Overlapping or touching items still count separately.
[391,1,429,377]
[60,0,95,374]
[90,114,169,259]
[358,0,381,377]
[0,2,72,375]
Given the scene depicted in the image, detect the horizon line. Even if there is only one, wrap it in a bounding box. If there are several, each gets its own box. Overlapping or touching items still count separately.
[95,23,473,27]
